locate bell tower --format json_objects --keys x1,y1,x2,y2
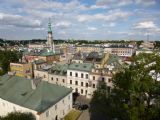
[{"x1": 47, "y1": 19, "x2": 54, "y2": 52}]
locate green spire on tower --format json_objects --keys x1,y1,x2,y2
[{"x1": 48, "y1": 18, "x2": 52, "y2": 33}]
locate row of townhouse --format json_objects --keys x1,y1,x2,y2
[
  {"x1": 76, "y1": 45, "x2": 103, "y2": 53},
  {"x1": 76, "y1": 45, "x2": 136, "y2": 57},
  {"x1": 9, "y1": 59, "x2": 47, "y2": 79},
  {"x1": 104, "y1": 46, "x2": 135, "y2": 57},
  {"x1": 34, "y1": 61, "x2": 118, "y2": 98}
]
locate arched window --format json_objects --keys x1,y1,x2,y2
[
  {"x1": 62, "y1": 79, "x2": 65, "y2": 83},
  {"x1": 85, "y1": 90, "x2": 87, "y2": 95},
  {"x1": 75, "y1": 81, "x2": 78, "y2": 85},
  {"x1": 81, "y1": 82, "x2": 83, "y2": 86},
  {"x1": 93, "y1": 84, "x2": 95, "y2": 88},
  {"x1": 86, "y1": 83, "x2": 88, "y2": 87},
  {"x1": 70, "y1": 72, "x2": 72, "y2": 76},
  {"x1": 102, "y1": 77, "x2": 105, "y2": 81},
  {"x1": 86, "y1": 74, "x2": 88, "y2": 79},
  {"x1": 81, "y1": 73, "x2": 83, "y2": 78},
  {"x1": 81, "y1": 89, "x2": 83, "y2": 94},
  {"x1": 75, "y1": 73, "x2": 78, "y2": 77},
  {"x1": 70, "y1": 80, "x2": 72, "y2": 84},
  {"x1": 75, "y1": 88, "x2": 78, "y2": 92}
]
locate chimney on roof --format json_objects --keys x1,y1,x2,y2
[
  {"x1": 31, "y1": 78, "x2": 42, "y2": 90},
  {"x1": 31, "y1": 79, "x2": 36, "y2": 90}
]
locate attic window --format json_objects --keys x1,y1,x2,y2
[
  {"x1": 83, "y1": 66, "x2": 86, "y2": 68},
  {"x1": 75, "y1": 65, "x2": 78, "y2": 67}
]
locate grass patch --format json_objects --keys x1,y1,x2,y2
[{"x1": 64, "y1": 109, "x2": 81, "y2": 120}]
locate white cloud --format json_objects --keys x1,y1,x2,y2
[
  {"x1": 109, "y1": 22, "x2": 116, "y2": 27},
  {"x1": 55, "y1": 21, "x2": 71, "y2": 29},
  {"x1": 135, "y1": 21, "x2": 157, "y2": 29},
  {"x1": 7, "y1": 0, "x2": 87, "y2": 12},
  {"x1": 90, "y1": 5, "x2": 108, "y2": 9},
  {"x1": 64, "y1": 0, "x2": 86, "y2": 10},
  {"x1": 0, "y1": 0, "x2": 159, "y2": 40},
  {"x1": 77, "y1": 15, "x2": 92, "y2": 22},
  {"x1": 94, "y1": 0, "x2": 133, "y2": 9},
  {"x1": 59, "y1": 31, "x2": 67, "y2": 35},
  {"x1": 135, "y1": 0, "x2": 156, "y2": 6},
  {"x1": 33, "y1": 27, "x2": 45, "y2": 31},
  {"x1": 87, "y1": 27, "x2": 97, "y2": 31},
  {"x1": 0, "y1": 12, "x2": 42, "y2": 28},
  {"x1": 133, "y1": 21, "x2": 160, "y2": 37},
  {"x1": 25, "y1": 27, "x2": 45, "y2": 31},
  {"x1": 26, "y1": 9, "x2": 55, "y2": 19},
  {"x1": 92, "y1": 0, "x2": 156, "y2": 9},
  {"x1": 95, "y1": 0, "x2": 156, "y2": 8},
  {"x1": 77, "y1": 9, "x2": 131, "y2": 22},
  {"x1": 102, "y1": 22, "x2": 116, "y2": 27}
]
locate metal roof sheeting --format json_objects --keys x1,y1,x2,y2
[{"x1": 0, "y1": 74, "x2": 72, "y2": 113}]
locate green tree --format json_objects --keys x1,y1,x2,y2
[
  {"x1": 0, "y1": 50, "x2": 21, "y2": 75},
  {"x1": 0, "y1": 112, "x2": 36, "y2": 120},
  {"x1": 90, "y1": 53, "x2": 160, "y2": 120}
]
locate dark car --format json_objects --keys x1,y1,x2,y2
[
  {"x1": 73, "y1": 101, "x2": 81, "y2": 109},
  {"x1": 78, "y1": 104, "x2": 89, "y2": 110}
]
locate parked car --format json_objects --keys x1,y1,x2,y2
[
  {"x1": 78, "y1": 104, "x2": 89, "y2": 110},
  {"x1": 73, "y1": 101, "x2": 81, "y2": 109}
]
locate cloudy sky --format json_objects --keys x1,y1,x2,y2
[{"x1": 0, "y1": 0, "x2": 160, "y2": 40}]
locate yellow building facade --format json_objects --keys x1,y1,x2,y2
[{"x1": 10, "y1": 62, "x2": 33, "y2": 78}]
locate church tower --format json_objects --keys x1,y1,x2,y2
[{"x1": 47, "y1": 19, "x2": 54, "y2": 52}]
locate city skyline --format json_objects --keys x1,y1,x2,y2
[{"x1": 0, "y1": 0, "x2": 160, "y2": 40}]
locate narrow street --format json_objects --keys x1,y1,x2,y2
[
  {"x1": 78, "y1": 110, "x2": 90, "y2": 120},
  {"x1": 76, "y1": 95, "x2": 91, "y2": 120}
]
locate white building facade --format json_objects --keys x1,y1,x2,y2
[
  {"x1": 0, "y1": 93, "x2": 72, "y2": 120},
  {"x1": 0, "y1": 74, "x2": 72, "y2": 120}
]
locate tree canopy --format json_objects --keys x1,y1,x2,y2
[
  {"x1": 0, "y1": 50, "x2": 22, "y2": 75},
  {"x1": 0, "y1": 112, "x2": 36, "y2": 120},
  {"x1": 90, "y1": 53, "x2": 160, "y2": 120}
]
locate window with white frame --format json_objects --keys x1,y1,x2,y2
[
  {"x1": 81, "y1": 82, "x2": 83, "y2": 86},
  {"x1": 93, "y1": 84, "x2": 96, "y2": 88},
  {"x1": 86, "y1": 74, "x2": 88, "y2": 79},
  {"x1": 70, "y1": 80, "x2": 72, "y2": 84},
  {"x1": 81, "y1": 73, "x2": 83, "y2": 78},
  {"x1": 75, "y1": 81, "x2": 78, "y2": 85},
  {"x1": 70, "y1": 72, "x2": 72, "y2": 76},
  {"x1": 75, "y1": 73, "x2": 78, "y2": 77},
  {"x1": 93, "y1": 76, "x2": 95, "y2": 80}
]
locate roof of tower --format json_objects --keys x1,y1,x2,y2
[{"x1": 48, "y1": 19, "x2": 52, "y2": 33}]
